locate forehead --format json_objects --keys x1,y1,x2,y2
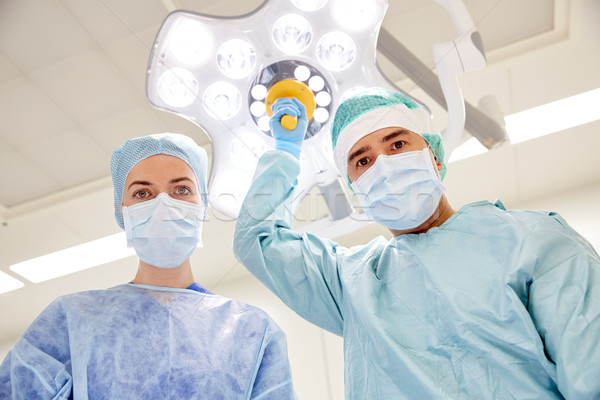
[
  {"x1": 125, "y1": 154, "x2": 196, "y2": 182},
  {"x1": 349, "y1": 127, "x2": 424, "y2": 153}
]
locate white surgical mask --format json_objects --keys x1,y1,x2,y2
[
  {"x1": 122, "y1": 192, "x2": 205, "y2": 268},
  {"x1": 350, "y1": 148, "x2": 446, "y2": 230}
]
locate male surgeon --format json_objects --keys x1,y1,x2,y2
[{"x1": 233, "y1": 88, "x2": 600, "y2": 399}]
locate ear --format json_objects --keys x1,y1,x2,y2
[
  {"x1": 435, "y1": 155, "x2": 443, "y2": 172},
  {"x1": 428, "y1": 148, "x2": 443, "y2": 172}
]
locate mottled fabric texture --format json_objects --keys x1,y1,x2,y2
[
  {"x1": 0, "y1": 284, "x2": 295, "y2": 399},
  {"x1": 234, "y1": 150, "x2": 600, "y2": 400}
]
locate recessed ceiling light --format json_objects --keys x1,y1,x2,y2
[{"x1": 10, "y1": 233, "x2": 135, "y2": 283}]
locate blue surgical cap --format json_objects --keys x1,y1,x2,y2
[
  {"x1": 110, "y1": 133, "x2": 208, "y2": 229},
  {"x1": 330, "y1": 87, "x2": 446, "y2": 180}
]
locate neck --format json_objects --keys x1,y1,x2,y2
[
  {"x1": 389, "y1": 195, "x2": 456, "y2": 236},
  {"x1": 132, "y1": 259, "x2": 195, "y2": 289}
]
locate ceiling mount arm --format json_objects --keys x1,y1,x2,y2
[{"x1": 377, "y1": 27, "x2": 508, "y2": 152}]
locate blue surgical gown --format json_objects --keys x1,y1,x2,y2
[
  {"x1": 233, "y1": 150, "x2": 600, "y2": 400},
  {"x1": 0, "y1": 283, "x2": 295, "y2": 399}
]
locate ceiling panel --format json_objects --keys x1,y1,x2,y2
[
  {"x1": 85, "y1": 105, "x2": 169, "y2": 153},
  {"x1": 381, "y1": 0, "x2": 556, "y2": 75},
  {"x1": 29, "y1": 50, "x2": 142, "y2": 126},
  {"x1": 465, "y1": 0, "x2": 555, "y2": 48},
  {"x1": 0, "y1": 54, "x2": 19, "y2": 83},
  {"x1": 0, "y1": 0, "x2": 94, "y2": 73},
  {"x1": 61, "y1": 0, "x2": 170, "y2": 44},
  {"x1": 0, "y1": 78, "x2": 75, "y2": 149},
  {"x1": 102, "y1": 26, "x2": 163, "y2": 97},
  {"x1": 52, "y1": 187, "x2": 120, "y2": 241},
  {"x1": 154, "y1": 111, "x2": 212, "y2": 146},
  {"x1": 19, "y1": 129, "x2": 109, "y2": 188},
  {"x1": 0, "y1": 137, "x2": 12, "y2": 155},
  {"x1": 0, "y1": 152, "x2": 61, "y2": 206}
]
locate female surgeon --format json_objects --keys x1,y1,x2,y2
[{"x1": 0, "y1": 133, "x2": 296, "y2": 399}]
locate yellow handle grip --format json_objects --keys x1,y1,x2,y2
[{"x1": 281, "y1": 114, "x2": 298, "y2": 130}]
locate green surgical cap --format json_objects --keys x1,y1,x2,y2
[
  {"x1": 421, "y1": 133, "x2": 447, "y2": 180},
  {"x1": 331, "y1": 89, "x2": 419, "y2": 150},
  {"x1": 330, "y1": 87, "x2": 447, "y2": 180}
]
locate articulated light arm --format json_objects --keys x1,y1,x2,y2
[{"x1": 432, "y1": 0, "x2": 487, "y2": 160}]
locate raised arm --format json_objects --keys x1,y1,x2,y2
[{"x1": 233, "y1": 97, "x2": 346, "y2": 335}]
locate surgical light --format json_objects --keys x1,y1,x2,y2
[
  {"x1": 217, "y1": 39, "x2": 256, "y2": 79},
  {"x1": 251, "y1": 84, "x2": 267, "y2": 100},
  {"x1": 316, "y1": 32, "x2": 356, "y2": 71},
  {"x1": 315, "y1": 91, "x2": 331, "y2": 107},
  {"x1": 314, "y1": 108, "x2": 329, "y2": 123},
  {"x1": 272, "y1": 14, "x2": 313, "y2": 55},
  {"x1": 203, "y1": 81, "x2": 242, "y2": 120},
  {"x1": 332, "y1": 0, "x2": 378, "y2": 31},
  {"x1": 157, "y1": 68, "x2": 198, "y2": 108},
  {"x1": 230, "y1": 132, "x2": 269, "y2": 170},
  {"x1": 250, "y1": 101, "x2": 266, "y2": 117},
  {"x1": 308, "y1": 75, "x2": 325, "y2": 92},
  {"x1": 168, "y1": 19, "x2": 213, "y2": 66},
  {"x1": 294, "y1": 65, "x2": 311, "y2": 81},
  {"x1": 291, "y1": 0, "x2": 328, "y2": 12},
  {"x1": 146, "y1": 0, "x2": 485, "y2": 228}
]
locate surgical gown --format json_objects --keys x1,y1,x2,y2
[
  {"x1": 0, "y1": 283, "x2": 295, "y2": 399},
  {"x1": 233, "y1": 150, "x2": 600, "y2": 400}
]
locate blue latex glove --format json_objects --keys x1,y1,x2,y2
[{"x1": 269, "y1": 97, "x2": 308, "y2": 159}]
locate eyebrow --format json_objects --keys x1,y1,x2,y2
[
  {"x1": 347, "y1": 129, "x2": 412, "y2": 166},
  {"x1": 347, "y1": 145, "x2": 371, "y2": 166},
  {"x1": 127, "y1": 176, "x2": 195, "y2": 190},
  {"x1": 381, "y1": 129, "x2": 411, "y2": 143},
  {"x1": 127, "y1": 180, "x2": 152, "y2": 190},
  {"x1": 169, "y1": 177, "x2": 195, "y2": 185}
]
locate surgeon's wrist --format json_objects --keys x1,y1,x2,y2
[{"x1": 274, "y1": 141, "x2": 302, "y2": 159}]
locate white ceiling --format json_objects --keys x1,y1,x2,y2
[{"x1": 1, "y1": 0, "x2": 599, "y2": 351}]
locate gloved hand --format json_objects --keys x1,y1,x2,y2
[{"x1": 269, "y1": 97, "x2": 308, "y2": 159}]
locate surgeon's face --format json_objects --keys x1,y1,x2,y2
[
  {"x1": 122, "y1": 155, "x2": 201, "y2": 207},
  {"x1": 346, "y1": 127, "x2": 442, "y2": 183}
]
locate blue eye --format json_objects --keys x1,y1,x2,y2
[
  {"x1": 175, "y1": 187, "x2": 191, "y2": 195},
  {"x1": 134, "y1": 190, "x2": 150, "y2": 199}
]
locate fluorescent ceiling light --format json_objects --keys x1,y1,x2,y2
[
  {"x1": 10, "y1": 233, "x2": 135, "y2": 283},
  {"x1": 448, "y1": 137, "x2": 488, "y2": 163},
  {"x1": 450, "y1": 88, "x2": 600, "y2": 161},
  {"x1": 505, "y1": 88, "x2": 600, "y2": 144},
  {"x1": 0, "y1": 271, "x2": 24, "y2": 294}
]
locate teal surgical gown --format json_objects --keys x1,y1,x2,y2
[
  {"x1": 0, "y1": 283, "x2": 295, "y2": 399},
  {"x1": 233, "y1": 150, "x2": 600, "y2": 400}
]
